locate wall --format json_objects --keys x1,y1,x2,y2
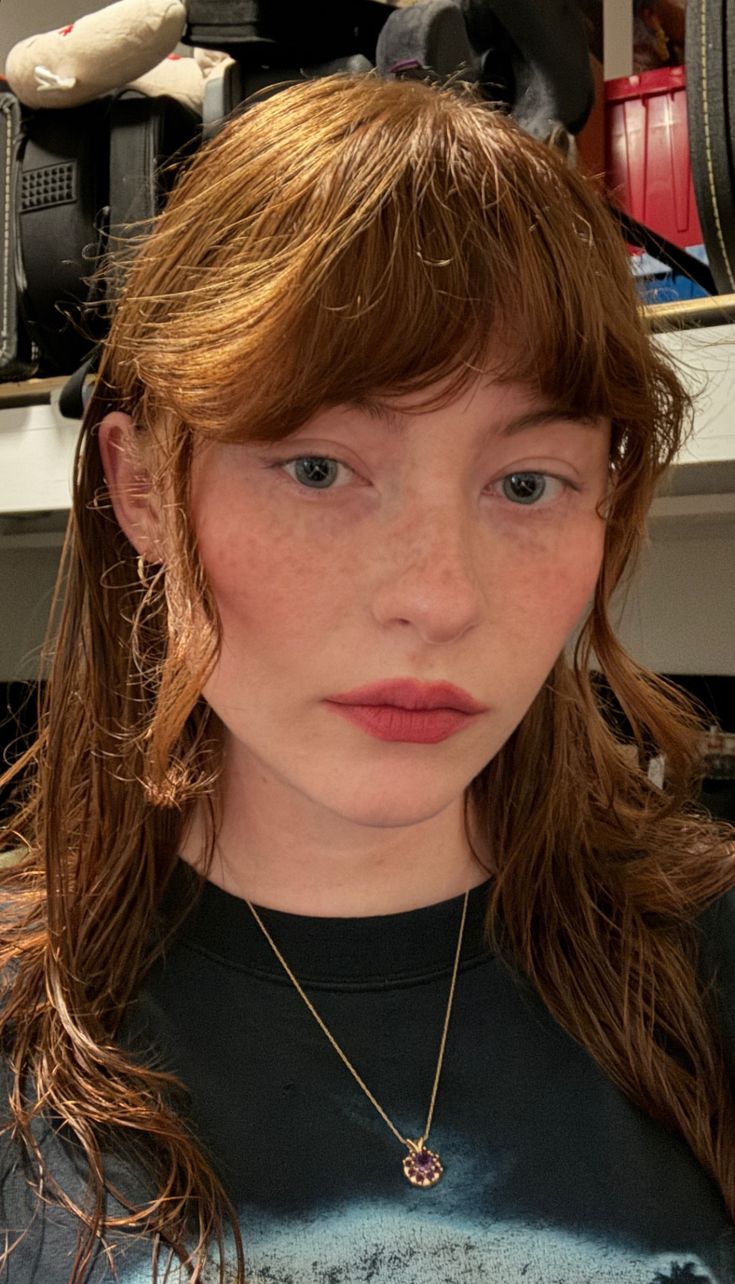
[
  {"x1": 0, "y1": 545, "x2": 60, "y2": 681},
  {"x1": 572, "y1": 525, "x2": 735, "y2": 677},
  {"x1": 1, "y1": 0, "x2": 112, "y2": 70}
]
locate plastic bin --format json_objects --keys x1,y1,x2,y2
[{"x1": 605, "y1": 65, "x2": 702, "y2": 250}]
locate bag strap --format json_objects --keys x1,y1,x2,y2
[
  {"x1": 0, "y1": 88, "x2": 37, "y2": 379},
  {"x1": 609, "y1": 204, "x2": 717, "y2": 296}
]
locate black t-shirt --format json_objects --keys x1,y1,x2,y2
[{"x1": 3, "y1": 862, "x2": 735, "y2": 1282}]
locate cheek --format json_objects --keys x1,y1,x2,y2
[
  {"x1": 190, "y1": 447, "x2": 365, "y2": 643},
  {"x1": 195, "y1": 502, "x2": 342, "y2": 648},
  {"x1": 202, "y1": 519, "x2": 602, "y2": 611},
  {"x1": 496, "y1": 522, "x2": 604, "y2": 650}
]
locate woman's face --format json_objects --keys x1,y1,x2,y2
[{"x1": 182, "y1": 370, "x2": 612, "y2": 841}]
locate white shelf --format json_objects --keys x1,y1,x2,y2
[
  {"x1": 654, "y1": 324, "x2": 735, "y2": 467},
  {"x1": 0, "y1": 396, "x2": 79, "y2": 518}
]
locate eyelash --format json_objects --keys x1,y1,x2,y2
[{"x1": 266, "y1": 455, "x2": 581, "y2": 510}]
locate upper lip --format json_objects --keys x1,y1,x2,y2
[{"x1": 327, "y1": 678, "x2": 488, "y2": 714}]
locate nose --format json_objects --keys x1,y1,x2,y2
[{"x1": 371, "y1": 504, "x2": 485, "y2": 643}]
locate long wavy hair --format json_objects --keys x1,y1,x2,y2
[{"x1": 1, "y1": 70, "x2": 734, "y2": 1284}]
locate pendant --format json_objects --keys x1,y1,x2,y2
[{"x1": 402, "y1": 1142, "x2": 443, "y2": 1188}]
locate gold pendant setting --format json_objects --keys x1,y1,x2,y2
[{"x1": 402, "y1": 1143, "x2": 443, "y2": 1188}]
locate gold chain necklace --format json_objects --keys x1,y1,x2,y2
[{"x1": 246, "y1": 888, "x2": 470, "y2": 1188}]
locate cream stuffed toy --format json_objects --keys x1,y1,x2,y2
[{"x1": 4, "y1": 0, "x2": 233, "y2": 114}]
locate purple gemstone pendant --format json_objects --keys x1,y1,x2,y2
[{"x1": 402, "y1": 1143, "x2": 443, "y2": 1188}]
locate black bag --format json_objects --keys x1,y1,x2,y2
[{"x1": 8, "y1": 88, "x2": 200, "y2": 377}]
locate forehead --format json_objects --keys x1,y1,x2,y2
[{"x1": 330, "y1": 392, "x2": 603, "y2": 441}]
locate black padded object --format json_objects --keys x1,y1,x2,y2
[
  {"x1": 686, "y1": 0, "x2": 735, "y2": 294},
  {"x1": 375, "y1": 0, "x2": 478, "y2": 87},
  {"x1": 106, "y1": 90, "x2": 201, "y2": 297},
  {"x1": 0, "y1": 88, "x2": 36, "y2": 380},
  {"x1": 375, "y1": 0, "x2": 591, "y2": 142},
  {"x1": 109, "y1": 91, "x2": 200, "y2": 231},
  {"x1": 458, "y1": 0, "x2": 594, "y2": 137}
]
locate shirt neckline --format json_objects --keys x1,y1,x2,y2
[{"x1": 160, "y1": 859, "x2": 495, "y2": 986}]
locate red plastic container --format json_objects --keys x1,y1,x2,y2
[{"x1": 604, "y1": 65, "x2": 702, "y2": 249}]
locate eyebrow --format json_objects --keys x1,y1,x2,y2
[{"x1": 347, "y1": 398, "x2": 600, "y2": 436}]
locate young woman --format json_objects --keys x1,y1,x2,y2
[{"x1": 1, "y1": 70, "x2": 735, "y2": 1284}]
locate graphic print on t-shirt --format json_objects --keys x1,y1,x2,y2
[{"x1": 115, "y1": 1205, "x2": 725, "y2": 1284}]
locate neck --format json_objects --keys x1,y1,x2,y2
[{"x1": 179, "y1": 797, "x2": 493, "y2": 918}]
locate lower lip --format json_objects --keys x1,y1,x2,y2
[{"x1": 325, "y1": 702, "x2": 480, "y2": 743}]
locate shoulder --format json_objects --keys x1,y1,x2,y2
[
  {"x1": 0, "y1": 1078, "x2": 158, "y2": 1283},
  {"x1": 694, "y1": 880, "x2": 735, "y2": 976},
  {"x1": 692, "y1": 878, "x2": 735, "y2": 1074}
]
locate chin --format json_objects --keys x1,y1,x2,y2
[{"x1": 305, "y1": 785, "x2": 469, "y2": 831}]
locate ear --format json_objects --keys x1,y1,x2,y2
[{"x1": 98, "y1": 411, "x2": 165, "y2": 563}]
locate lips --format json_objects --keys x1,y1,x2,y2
[
  {"x1": 327, "y1": 678, "x2": 487, "y2": 714},
  {"x1": 327, "y1": 703, "x2": 477, "y2": 744}
]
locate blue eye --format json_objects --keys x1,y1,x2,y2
[
  {"x1": 283, "y1": 457, "x2": 340, "y2": 490},
  {"x1": 271, "y1": 455, "x2": 577, "y2": 508},
  {"x1": 504, "y1": 473, "x2": 557, "y2": 505}
]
